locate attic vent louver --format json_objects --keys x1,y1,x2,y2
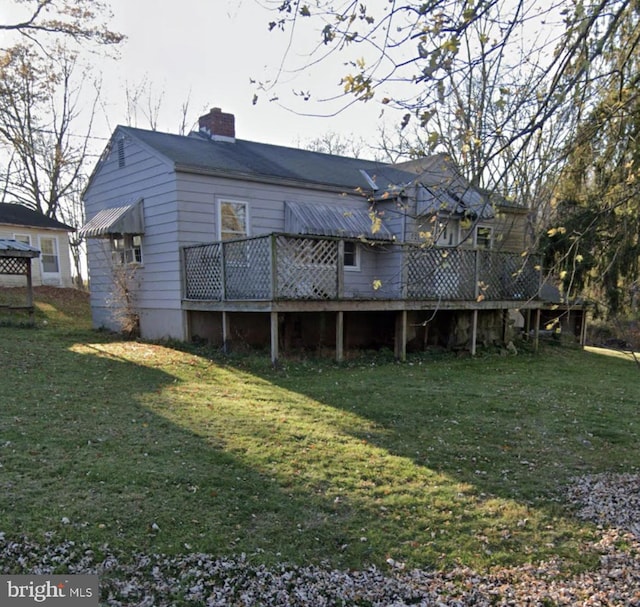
[{"x1": 117, "y1": 138, "x2": 125, "y2": 168}]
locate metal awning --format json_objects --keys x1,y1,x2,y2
[
  {"x1": 0, "y1": 239, "x2": 41, "y2": 259},
  {"x1": 79, "y1": 198, "x2": 144, "y2": 238},
  {"x1": 285, "y1": 201, "x2": 394, "y2": 241},
  {"x1": 417, "y1": 185, "x2": 494, "y2": 220}
]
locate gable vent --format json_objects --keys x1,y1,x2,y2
[{"x1": 117, "y1": 137, "x2": 126, "y2": 168}]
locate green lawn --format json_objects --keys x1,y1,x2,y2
[{"x1": 1, "y1": 287, "x2": 639, "y2": 574}]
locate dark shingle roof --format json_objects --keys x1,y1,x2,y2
[
  {"x1": 0, "y1": 204, "x2": 74, "y2": 231},
  {"x1": 120, "y1": 126, "x2": 416, "y2": 193}
]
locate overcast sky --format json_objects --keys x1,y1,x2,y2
[{"x1": 94, "y1": 0, "x2": 386, "y2": 149}]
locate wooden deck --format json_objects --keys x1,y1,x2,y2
[
  {"x1": 182, "y1": 233, "x2": 542, "y2": 308},
  {"x1": 181, "y1": 234, "x2": 544, "y2": 362}
]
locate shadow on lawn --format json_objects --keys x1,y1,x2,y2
[
  {"x1": 0, "y1": 330, "x2": 401, "y2": 568},
  {"x1": 4, "y1": 328, "x2": 637, "y2": 571},
  {"x1": 207, "y1": 345, "x2": 640, "y2": 569}
]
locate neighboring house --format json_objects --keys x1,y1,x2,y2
[
  {"x1": 0, "y1": 204, "x2": 74, "y2": 288},
  {"x1": 81, "y1": 107, "x2": 554, "y2": 361}
]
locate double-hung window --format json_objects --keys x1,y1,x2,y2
[{"x1": 39, "y1": 236, "x2": 60, "y2": 274}]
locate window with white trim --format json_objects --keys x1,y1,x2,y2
[
  {"x1": 13, "y1": 234, "x2": 31, "y2": 245},
  {"x1": 39, "y1": 236, "x2": 60, "y2": 274},
  {"x1": 435, "y1": 217, "x2": 459, "y2": 247},
  {"x1": 475, "y1": 226, "x2": 493, "y2": 249},
  {"x1": 218, "y1": 200, "x2": 248, "y2": 241},
  {"x1": 343, "y1": 241, "x2": 360, "y2": 270},
  {"x1": 111, "y1": 234, "x2": 143, "y2": 265}
]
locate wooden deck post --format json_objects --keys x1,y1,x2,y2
[
  {"x1": 270, "y1": 311, "x2": 279, "y2": 365},
  {"x1": 222, "y1": 311, "x2": 230, "y2": 354},
  {"x1": 336, "y1": 310, "x2": 344, "y2": 362},
  {"x1": 579, "y1": 308, "x2": 588, "y2": 347},
  {"x1": 26, "y1": 258, "x2": 34, "y2": 324},
  {"x1": 470, "y1": 250, "x2": 480, "y2": 356},
  {"x1": 395, "y1": 310, "x2": 407, "y2": 361},
  {"x1": 470, "y1": 309, "x2": 478, "y2": 356},
  {"x1": 533, "y1": 308, "x2": 541, "y2": 352}
]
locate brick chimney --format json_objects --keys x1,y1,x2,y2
[{"x1": 198, "y1": 107, "x2": 235, "y2": 141}]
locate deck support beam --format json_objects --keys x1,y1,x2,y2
[
  {"x1": 222, "y1": 311, "x2": 230, "y2": 354},
  {"x1": 336, "y1": 311, "x2": 344, "y2": 362},
  {"x1": 395, "y1": 310, "x2": 407, "y2": 362},
  {"x1": 26, "y1": 259, "x2": 35, "y2": 324},
  {"x1": 471, "y1": 309, "x2": 478, "y2": 356},
  {"x1": 580, "y1": 309, "x2": 588, "y2": 347},
  {"x1": 270, "y1": 311, "x2": 279, "y2": 365},
  {"x1": 533, "y1": 308, "x2": 541, "y2": 352}
]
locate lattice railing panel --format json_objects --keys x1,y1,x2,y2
[
  {"x1": 275, "y1": 236, "x2": 338, "y2": 299},
  {"x1": 0, "y1": 257, "x2": 29, "y2": 275},
  {"x1": 183, "y1": 243, "x2": 222, "y2": 300},
  {"x1": 224, "y1": 237, "x2": 272, "y2": 300},
  {"x1": 405, "y1": 247, "x2": 476, "y2": 300},
  {"x1": 488, "y1": 252, "x2": 540, "y2": 301},
  {"x1": 183, "y1": 234, "x2": 542, "y2": 303}
]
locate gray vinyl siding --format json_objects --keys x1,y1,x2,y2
[
  {"x1": 175, "y1": 172, "x2": 406, "y2": 300},
  {"x1": 175, "y1": 172, "x2": 385, "y2": 241},
  {"x1": 83, "y1": 130, "x2": 182, "y2": 335}
]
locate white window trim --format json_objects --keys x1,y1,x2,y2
[
  {"x1": 343, "y1": 241, "x2": 361, "y2": 271},
  {"x1": 217, "y1": 198, "x2": 249, "y2": 241},
  {"x1": 13, "y1": 233, "x2": 31, "y2": 245},
  {"x1": 111, "y1": 234, "x2": 143, "y2": 266},
  {"x1": 39, "y1": 235, "x2": 60, "y2": 278},
  {"x1": 435, "y1": 215, "x2": 460, "y2": 247},
  {"x1": 474, "y1": 224, "x2": 493, "y2": 249}
]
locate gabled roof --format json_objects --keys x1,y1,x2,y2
[
  {"x1": 0, "y1": 204, "x2": 74, "y2": 231},
  {"x1": 118, "y1": 126, "x2": 416, "y2": 194}
]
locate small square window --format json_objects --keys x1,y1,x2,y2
[{"x1": 111, "y1": 234, "x2": 142, "y2": 265}]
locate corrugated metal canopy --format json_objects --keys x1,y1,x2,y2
[
  {"x1": 417, "y1": 185, "x2": 494, "y2": 220},
  {"x1": 0, "y1": 238, "x2": 40, "y2": 258},
  {"x1": 285, "y1": 202, "x2": 394, "y2": 241},
  {"x1": 79, "y1": 199, "x2": 144, "y2": 238}
]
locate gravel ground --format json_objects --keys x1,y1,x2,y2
[{"x1": 2, "y1": 473, "x2": 640, "y2": 606}]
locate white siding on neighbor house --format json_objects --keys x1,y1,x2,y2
[
  {"x1": 0, "y1": 226, "x2": 73, "y2": 288},
  {"x1": 83, "y1": 130, "x2": 183, "y2": 336}
]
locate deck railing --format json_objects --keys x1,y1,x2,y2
[{"x1": 183, "y1": 234, "x2": 540, "y2": 302}]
